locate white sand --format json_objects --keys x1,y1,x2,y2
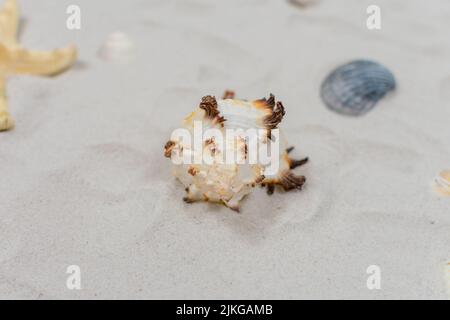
[{"x1": 0, "y1": 0, "x2": 449, "y2": 299}]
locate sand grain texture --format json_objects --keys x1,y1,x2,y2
[{"x1": 0, "y1": 0, "x2": 449, "y2": 299}]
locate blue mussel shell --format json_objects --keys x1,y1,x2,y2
[{"x1": 321, "y1": 60, "x2": 396, "y2": 116}]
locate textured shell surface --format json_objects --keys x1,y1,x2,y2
[
  {"x1": 164, "y1": 93, "x2": 308, "y2": 212},
  {"x1": 434, "y1": 170, "x2": 450, "y2": 197},
  {"x1": 321, "y1": 60, "x2": 396, "y2": 116},
  {"x1": 445, "y1": 261, "x2": 450, "y2": 297},
  {"x1": 98, "y1": 32, "x2": 136, "y2": 62}
]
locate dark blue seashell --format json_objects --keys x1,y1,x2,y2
[{"x1": 320, "y1": 60, "x2": 396, "y2": 116}]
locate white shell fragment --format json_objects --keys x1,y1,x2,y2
[
  {"x1": 98, "y1": 32, "x2": 136, "y2": 62},
  {"x1": 445, "y1": 261, "x2": 450, "y2": 298},
  {"x1": 434, "y1": 170, "x2": 450, "y2": 197},
  {"x1": 164, "y1": 92, "x2": 308, "y2": 212}
]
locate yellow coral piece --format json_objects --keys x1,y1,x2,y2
[{"x1": 0, "y1": 0, "x2": 77, "y2": 131}]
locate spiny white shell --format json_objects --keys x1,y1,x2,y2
[{"x1": 165, "y1": 95, "x2": 307, "y2": 211}]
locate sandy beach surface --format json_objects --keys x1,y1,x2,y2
[{"x1": 0, "y1": 0, "x2": 449, "y2": 299}]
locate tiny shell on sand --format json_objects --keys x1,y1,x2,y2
[
  {"x1": 445, "y1": 262, "x2": 450, "y2": 297},
  {"x1": 434, "y1": 170, "x2": 450, "y2": 197},
  {"x1": 98, "y1": 32, "x2": 136, "y2": 62}
]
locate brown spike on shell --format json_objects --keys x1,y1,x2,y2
[
  {"x1": 264, "y1": 101, "x2": 285, "y2": 129},
  {"x1": 164, "y1": 140, "x2": 176, "y2": 158},
  {"x1": 266, "y1": 93, "x2": 276, "y2": 109},
  {"x1": 279, "y1": 171, "x2": 306, "y2": 191},
  {"x1": 199, "y1": 95, "x2": 226, "y2": 124},
  {"x1": 222, "y1": 90, "x2": 235, "y2": 100},
  {"x1": 289, "y1": 157, "x2": 309, "y2": 170},
  {"x1": 199, "y1": 95, "x2": 218, "y2": 116},
  {"x1": 286, "y1": 146, "x2": 295, "y2": 154},
  {"x1": 254, "y1": 93, "x2": 276, "y2": 110}
]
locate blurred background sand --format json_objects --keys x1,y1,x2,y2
[{"x1": 0, "y1": 0, "x2": 449, "y2": 299}]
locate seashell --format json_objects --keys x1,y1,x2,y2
[
  {"x1": 164, "y1": 92, "x2": 309, "y2": 212},
  {"x1": 445, "y1": 261, "x2": 450, "y2": 297},
  {"x1": 320, "y1": 60, "x2": 396, "y2": 116},
  {"x1": 98, "y1": 32, "x2": 136, "y2": 62},
  {"x1": 434, "y1": 170, "x2": 450, "y2": 197},
  {"x1": 288, "y1": 0, "x2": 319, "y2": 8}
]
